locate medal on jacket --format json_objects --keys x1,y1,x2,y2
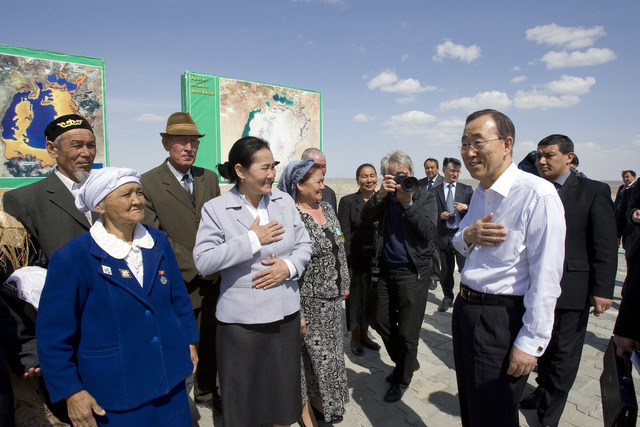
[
  {"x1": 102, "y1": 265, "x2": 112, "y2": 275},
  {"x1": 159, "y1": 270, "x2": 168, "y2": 284},
  {"x1": 335, "y1": 227, "x2": 345, "y2": 243},
  {"x1": 119, "y1": 269, "x2": 132, "y2": 279}
]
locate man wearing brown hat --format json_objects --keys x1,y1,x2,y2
[
  {"x1": 140, "y1": 112, "x2": 222, "y2": 410},
  {"x1": 4, "y1": 114, "x2": 97, "y2": 267}
]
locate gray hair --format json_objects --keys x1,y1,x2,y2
[
  {"x1": 301, "y1": 147, "x2": 325, "y2": 161},
  {"x1": 52, "y1": 133, "x2": 64, "y2": 148},
  {"x1": 380, "y1": 150, "x2": 413, "y2": 176}
]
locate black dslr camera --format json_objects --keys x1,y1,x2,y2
[{"x1": 393, "y1": 172, "x2": 419, "y2": 194}]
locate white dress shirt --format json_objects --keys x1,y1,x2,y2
[
  {"x1": 90, "y1": 219, "x2": 154, "y2": 286},
  {"x1": 453, "y1": 163, "x2": 566, "y2": 356},
  {"x1": 166, "y1": 160, "x2": 193, "y2": 193}
]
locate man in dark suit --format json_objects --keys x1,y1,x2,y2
[
  {"x1": 519, "y1": 134, "x2": 617, "y2": 426},
  {"x1": 614, "y1": 170, "x2": 635, "y2": 213},
  {"x1": 418, "y1": 158, "x2": 443, "y2": 190},
  {"x1": 431, "y1": 157, "x2": 473, "y2": 312},
  {"x1": 301, "y1": 147, "x2": 337, "y2": 212},
  {"x1": 614, "y1": 183, "x2": 640, "y2": 357},
  {"x1": 3, "y1": 114, "x2": 97, "y2": 267},
  {"x1": 141, "y1": 112, "x2": 221, "y2": 410},
  {"x1": 418, "y1": 158, "x2": 444, "y2": 290}
]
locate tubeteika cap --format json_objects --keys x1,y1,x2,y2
[
  {"x1": 160, "y1": 112, "x2": 205, "y2": 138},
  {"x1": 44, "y1": 114, "x2": 94, "y2": 142}
]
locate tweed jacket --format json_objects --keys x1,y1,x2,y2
[
  {"x1": 36, "y1": 226, "x2": 199, "y2": 411},
  {"x1": 141, "y1": 161, "x2": 221, "y2": 307},
  {"x1": 193, "y1": 187, "x2": 312, "y2": 324},
  {"x1": 3, "y1": 172, "x2": 92, "y2": 266}
]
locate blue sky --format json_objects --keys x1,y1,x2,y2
[{"x1": 3, "y1": 0, "x2": 639, "y2": 181}]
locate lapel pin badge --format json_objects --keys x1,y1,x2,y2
[
  {"x1": 119, "y1": 269, "x2": 132, "y2": 279},
  {"x1": 159, "y1": 270, "x2": 168, "y2": 284},
  {"x1": 102, "y1": 265, "x2": 112, "y2": 275}
]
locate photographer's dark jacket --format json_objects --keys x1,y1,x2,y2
[{"x1": 361, "y1": 186, "x2": 438, "y2": 278}]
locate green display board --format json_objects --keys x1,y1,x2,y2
[
  {"x1": 181, "y1": 72, "x2": 322, "y2": 181},
  {"x1": 0, "y1": 44, "x2": 108, "y2": 189}
]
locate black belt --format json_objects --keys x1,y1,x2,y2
[
  {"x1": 460, "y1": 285, "x2": 524, "y2": 308},
  {"x1": 446, "y1": 228, "x2": 459, "y2": 235}
]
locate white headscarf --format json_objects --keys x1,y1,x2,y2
[{"x1": 75, "y1": 167, "x2": 141, "y2": 213}]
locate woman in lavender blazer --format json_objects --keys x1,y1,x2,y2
[{"x1": 193, "y1": 137, "x2": 312, "y2": 427}]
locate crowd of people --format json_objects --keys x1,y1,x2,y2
[{"x1": 0, "y1": 108, "x2": 637, "y2": 427}]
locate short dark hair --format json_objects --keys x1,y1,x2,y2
[
  {"x1": 537, "y1": 134, "x2": 574, "y2": 155},
  {"x1": 465, "y1": 109, "x2": 515, "y2": 143},
  {"x1": 443, "y1": 157, "x2": 461, "y2": 169},
  {"x1": 571, "y1": 154, "x2": 579, "y2": 167},
  {"x1": 217, "y1": 136, "x2": 271, "y2": 184},
  {"x1": 423, "y1": 158, "x2": 439, "y2": 168},
  {"x1": 356, "y1": 163, "x2": 376, "y2": 178},
  {"x1": 622, "y1": 170, "x2": 637, "y2": 178}
]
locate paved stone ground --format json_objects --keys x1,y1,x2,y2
[{"x1": 191, "y1": 250, "x2": 639, "y2": 426}]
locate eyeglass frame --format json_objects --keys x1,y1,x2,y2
[{"x1": 459, "y1": 138, "x2": 503, "y2": 152}]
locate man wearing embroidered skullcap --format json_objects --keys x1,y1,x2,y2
[
  {"x1": 4, "y1": 114, "x2": 97, "y2": 267},
  {"x1": 140, "y1": 112, "x2": 222, "y2": 411}
]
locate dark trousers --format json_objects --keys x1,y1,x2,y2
[
  {"x1": 193, "y1": 281, "x2": 221, "y2": 402},
  {"x1": 375, "y1": 265, "x2": 428, "y2": 386},
  {"x1": 430, "y1": 250, "x2": 441, "y2": 281},
  {"x1": 452, "y1": 295, "x2": 529, "y2": 427},
  {"x1": 0, "y1": 348, "x2": 14, "y2": 427},
  {"x1": 535, "y1": 307, "x2": 589, "y2": 426},
  {"x1": 439, "y1": 232, "x2": 466, "y2": 300}
]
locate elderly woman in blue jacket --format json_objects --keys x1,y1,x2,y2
[
  {"x1": 194, "y1": 137, "x2": 312, "y2": 427},
  {"x1": 36, "y1": 167, "x2": 199, "y2": 427}
]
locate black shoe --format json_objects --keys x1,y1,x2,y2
[
  {"x1": 519, "y1": 392, "x2": 541, "y2": 410},
  {"x1": 384, "y1": 383, "x2": 407, "y2": 402},
  {"x1": 196, "y1": 396, "x2": 222, "y2": 412},
  {"x1": 330, "y1": 415, "x2": 343, "y2": 423},
  {"x1": 351, "y1": 346, "x2": 364, "y2": 355},
  {"x1": 429, "y1": 279, "x2": 438, "y2": 290},
  {"x1": 362, "y1": 340, "x2": 381, "y2": 351},
  {"x1": 385, "y1": 372, "x2": 395, "y2": 383},
  {"x1": 437, "y1": 298, "x2": 453, "y2": 312}
]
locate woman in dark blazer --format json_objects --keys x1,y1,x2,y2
[
  {"x1": 37, "y1": 167, "x2": 199, "y2": 427},
  {"x1": 337, "y1": 163, "x2": 381, "y2": 354}
]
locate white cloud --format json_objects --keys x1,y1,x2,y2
[
  {"x1": 433, "y1": 40, "x2": 481, "y2": 63},
  {"x1": 512, "y1": 66, "x2": 521, "y2": 72},
  {"x1": 134, "y1": 113, "x2": 167, "y2": 122},
  {"x1": 546, "y1": 75, "x2": 595, "y2": 95},
  {"x1": 401, "y1": 53, "x2": 409, "y2": 62},
  {"x1": 352, "y1": 113, "x2": 375, "y2": 122},
  {"x1": 513, "y1": 90, "x2": 580, "y2": 110},
  {"x1": 526, "y1": 23, "x2": 606, "y2": 50},
  {"x1": 511, "y1": 75, "x2": 528, "y2": 83},
  {"x1": 367, "y1": 70, "x2": 436, "y2": 98},
  {"x1": 382, "y1": 112, "x2": 464, "y2": 141},
  {"x1": 439, "y1": 91, "x2": 512, "y2": 112},
  {"x1": 539, "y1": 48, "x2": 616, "y2": 69}
]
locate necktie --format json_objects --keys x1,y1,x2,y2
[
  {"x1": 554, "y1": 182, "x2": 562, "y2": 191},
  {"x1": 427, "y1": 180, "x2": 433, "y2": 190},
  {"x1": 446, "y1": 183, "x2": 455, "y2": 226},
  {"x1": 182, "y1": 174, "x2": 195, "y2": 204}
]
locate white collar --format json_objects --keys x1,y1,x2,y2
[
  {"x1": 90, "y1": 219, "x2": 154, "y2": 259},
  {"x1": 166, "y1": 160, "x2": 192, "y2": 183},
  {"x1": 54, "y1": 169, "x2": 82, "y2": 191},
  {"x1": 483, "y1": 162, "x2": 518, "y2": 198}
]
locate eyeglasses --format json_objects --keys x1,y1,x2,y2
[{"x1": 459, "y1": 138, "x2": 503, "y2": 152}]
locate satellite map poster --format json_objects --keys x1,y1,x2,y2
[
  {"x1": 0, "y1": 44, "x2": 107, "y2": 189},
  {"x1": 181, "y1": 72, "x2": 322, "y2": 182}
]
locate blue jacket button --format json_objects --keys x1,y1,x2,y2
[
  {"x1": 152, "y1": 336, "x2": 159, "y2": 343},
  {"x1": 145, "y1": 310, "x2": 151, "y2": 316}
]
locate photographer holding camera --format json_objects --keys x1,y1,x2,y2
[{"x1": 361, "y1": 150, "x2": 438, "y2": 402}]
